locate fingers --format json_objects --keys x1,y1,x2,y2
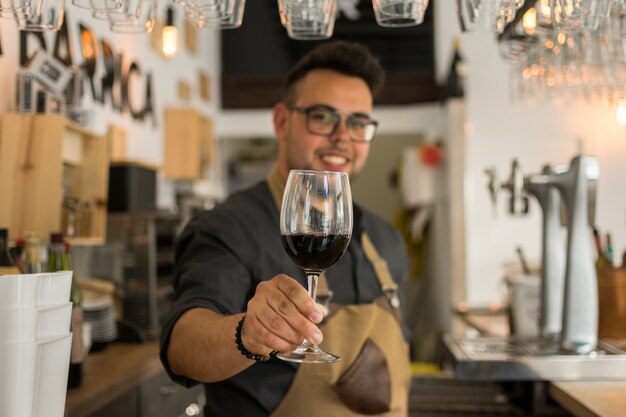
[
  {"x1": 242, "y1": 312, "x2": 299, "y2": 354},
  {"x1": 245, "y1": 275, "x2": 324, "y2": 353},
  {"x1": 274, "y1": 275, "x2": 324, "y2": 323}
]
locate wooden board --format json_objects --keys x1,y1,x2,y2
[
  {"x1": 0, "y1": 114, "x2": 109, "y2": 243},
  {"x1": 163, "y1": 108, "x2": 202, "y2": 180}
]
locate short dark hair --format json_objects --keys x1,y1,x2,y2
[{"x1": 282, "y1": 41, "x2": 385, "y2": 105}]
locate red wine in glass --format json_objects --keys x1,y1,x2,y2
[{"x1": 281, "y1": 233, "x2": 350, "y2": 273}]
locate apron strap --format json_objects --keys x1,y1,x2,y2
[
  {"x1": 361, "y1": 233, "x2": 398, "y2": 292},
  {"x1": 360, "y1": 233, "x2": 401, "y2": 310}
]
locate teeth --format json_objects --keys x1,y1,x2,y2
[{"x1": 321, "y1": 155, "x2": 347, "y2": 165}]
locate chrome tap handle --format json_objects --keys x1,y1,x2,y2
[
  {"x1": 551, "y1": 155, "x2": 599, "y2": 354},
  {"x1": 484, "y1": 167, "x2": 499, "y2": 217},
  {"x1": 507, "y1": 159, "x2": 529, "y2": 216}
]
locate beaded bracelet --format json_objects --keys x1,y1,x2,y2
[{"x1": 235, "y1": 315, "x2": 273, "y2": 362}]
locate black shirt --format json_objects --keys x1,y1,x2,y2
[{"x1": 160, "y1": 180, "x2": 408, "y2": 417}]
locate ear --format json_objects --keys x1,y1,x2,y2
[{"x1": 273, "y1": 103, "x2": 289, "y2": 143}]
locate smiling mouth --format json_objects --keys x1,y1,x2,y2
[{"x1": 320, "y1": 154, "x2": 349, "y2": 165}]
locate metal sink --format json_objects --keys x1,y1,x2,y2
[{"x1": 442, "y1": 335, "x2": 626, "y2": 381}]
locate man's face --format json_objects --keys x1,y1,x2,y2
[{"x1": 273, "y1": 69, "x2": 374, "y2": 180}]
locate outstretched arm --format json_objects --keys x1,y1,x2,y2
[{"x1": 167, "y1": 274, "x2": 324, "y2": 383}]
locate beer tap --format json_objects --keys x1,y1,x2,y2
[
  {"x1": 486, "y1": 155, "x2": 599, "y2": 353},
  {"x1": 485, "y1": 159, "x2": 529, "y2": 218},
  {"x1": 486, "y1": 159, "x2": 566, "y2": 340}
]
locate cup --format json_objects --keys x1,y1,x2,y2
[
  {"x1": 72, "y1": 0, "x2": 121, "y2": 11},
  {"x1": 282, "y1": 0, "x2": 337, "y2": 40},
  {"x1": 0, "y1": 273, "x2": 38, "y2": 308},
  {"x1": 0, "y1": 334, "x2": 72, "y2": 417},
  {"x1": 0, "y1": 340, "x2": 38, "y2": 417},
  {"x1": 457, "y1": 0, "x2": 521, "y2": 33},
  {"x1": 506, "y1": 274, "x2": 540, "y2": 338},
  {"x1": 37, "y1": 302, "x2": 72, "y2": 339},
  {"x1": 14, "y1": 0, "x2": 65, "y2": 31},
  {"x1": 174, "y1": 0, "x2": 219, "y2": 6},
  {"x1": 37, "y1": 271, "x2": 73, "y2": 307},
  {"x1": 372, "y1": 0, "x2": 429, "y2": 27},
  {"x1": 109, "y1": 0, "x2": 157, "y2": 33},
  {"x1": 0, "y1": 0, "x2": 30, "y2": 19},
  {"x1": 0, "y1": 303, "x2": 71, "y2": 344},
  {"x1": 550, "y1": 0, "x2": 612, "y2": 31},
  {"x1": 186, "y1": 0, "x2": 245, "y2": 29},
  {"x1": 597, "y1": 266, "x2": 626, "y2": 339},
  {"x1": 32, "y1": 334, "x2": 73, "y2": 417},
  {"x1": 0, "y1": 307, "x2": 37, "y2": 343}
]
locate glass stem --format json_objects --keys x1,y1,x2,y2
[
  {"x1": 305, "y1": 273, "x2": 320, "y2": 349},
  {"x1": 307, "y1": 273, "x2": 319, "y2": 302}
]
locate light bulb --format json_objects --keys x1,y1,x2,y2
[
  {"x1": 617, "y1": 100, "x2": 626, "y2": 126},
  {"x1": 522, "y1": 7, "x2": 537, "y2": 35},
  {"x1": 162, "y1": 7, "x2": 177, "y2": 58},
  {"x1": 540, "y1": 0, "x2": 551, "y2": 18},
  {"x1": 162, "y1": 26, "x2": 178, "y2": 57}
]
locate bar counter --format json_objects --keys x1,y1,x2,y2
[
  {"x1": 550, "y1": 381, "x2": 626, "y2": 417},
  {"x1": 64, "y1": 341, "x2": 162, "y2": 417},
  {"x1": 458, "y1": 311, "x2": 626, "y2": 417}
]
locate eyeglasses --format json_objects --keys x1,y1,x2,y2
[{"x1": 286, "y1": 104, "x2": 378, "y2": 143}]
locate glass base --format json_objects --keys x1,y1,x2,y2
[{"x1": 277, "y1": 344, "x2": 341, "y2": 364}]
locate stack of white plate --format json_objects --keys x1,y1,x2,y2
[
  {"x1": 83, "y1": 297, "x2": 118, "y2": 344},
  {"x1": 0, "y1": 271, "x2": 73, "y2": 417}
]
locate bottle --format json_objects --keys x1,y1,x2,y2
[
  {"x1": 441, "y1": 37, "x2": 467, "y2": 102},
  {"x1": 25, "y1": 232, "x2": 42, "y2": 273},
  {"x1": 9, "y1": 237, "x2": 26, "y2": 274},
  {"x1": 0, "y1": 228, "x2": 20, "y2": 275},
  {"x1": 58, "y1": 237, "x2": 85, "y2": 389},
  {"x1": 605, "y1": 232, "x2": 615, "y2": 267},
  {"x1": 48, "y1": 232, "x2": 66, "y2": 272}
]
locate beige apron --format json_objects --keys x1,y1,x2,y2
[{"x1": 267, "y1": 166, "x2": 411, "y2": 417}]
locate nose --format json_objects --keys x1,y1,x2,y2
[{"x1": 329, "y1": 118, "x2": 350, "y2": 145}]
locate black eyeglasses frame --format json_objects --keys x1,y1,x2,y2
[{"x1": 286, "y1": 104, "x2": 378, "y2": 143}]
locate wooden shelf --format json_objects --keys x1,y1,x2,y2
[{"x1": 0, "y1": 113, "x2": 110, "y2": 244}]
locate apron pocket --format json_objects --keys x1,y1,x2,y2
[{"x1": 334, "y1": 338, "x2": 391, "y2": 415}]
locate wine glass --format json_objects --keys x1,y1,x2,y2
[{"x1": 278, "y1": 169, "x2": 353, "y2": 363}]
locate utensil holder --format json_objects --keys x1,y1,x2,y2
[{"x1": 597, "y1": 266, "x2": 626, "y2": 339}]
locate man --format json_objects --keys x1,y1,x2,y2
[{"x1": 161, "y1": 41, "x2": 411, "y2": 416}]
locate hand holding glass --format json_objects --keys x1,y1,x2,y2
[{"x1": 278, "y1": 170, "x2": 352, "y2": 363}]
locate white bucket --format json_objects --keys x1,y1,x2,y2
[
  {"x1": 0, "y1": 333, "x2": 72, "y2": 417},
  {"x1": 506, "y1": 274, "x2": 540, "y2": 338},
  {"x1": 0, "y1": 272, "x2": 72, "y2": 309},
  {"x1": 0, "y1": 303, "x2": 72, "y2": 343}
]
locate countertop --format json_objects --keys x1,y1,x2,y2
[
  {"x1": 64, "y1": 341, "x2": 162, "y2": 417},
  {"x1": 549, "y1": 381, "x2": 626, "y2": 417},
  {"x1": 457, "y1": 310, "x2": 626, "y2": 417}
]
